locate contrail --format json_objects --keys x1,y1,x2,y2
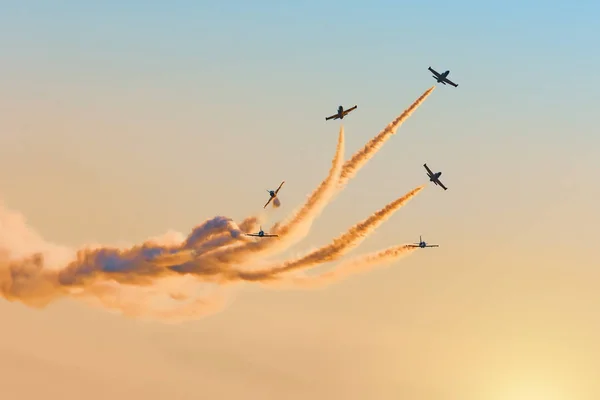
[
  {"x1": 238, "y1": 216, "x2": 262, "y2": 234},
  {"x1": 271, "y1": 124, "x2": 346, "y2": 236},
  {"x1": 211, "y1": 87, "x2": 435, "y2": 266},
  {"x1": 267, "y1": 87, "x2": 435, "y2": 238},
  {"x1": 151, "y1": 217, "x2": 255, "y2": 267},
  {"x1": 338, "y1": 86, "x2": 435, "y2": 188},
  {"x1": 268, "y1": 244, "x2": 417, "y2": 289},
  {"x1": 0, "y1": 86, "x2": 436, "y2": 322},
  {"x1": 0, "y1": 127, "x2": 344, "y2": 306},
  {"x1": 0, "y1": 207, "x2": 248, "y2": 303},
  {"x1": 255, "y1": 86, "x2": 435, "y2": 263},
  {"x1": 182, "y1": 216, "x2": 252, "y2": 249},
  {"x1": 195, "y1": 125, "x2": 345, "y2": 265},
  {"x1": 227, "y1": 186, "x2": 424, "y2": 282}
]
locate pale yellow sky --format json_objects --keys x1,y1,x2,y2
[
  {"x1": 1, "y1": 2, "x2": 600, "y2": 399},
  {"x1": 2, "y1": 86, "x2": 598, "y2": 398}
]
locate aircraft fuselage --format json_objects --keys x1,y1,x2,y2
[
  {"x1": 338, "y1": 106, "x2": 344, "y2": 119},
  {"x1": 429, "y1": 171, "x2": 442, "y2": 182},
  {"x1": 439, "y1": 71, "x2": 449, "y2": 81},
  {"x1": 269, "y1": 191, "x2": 276, "y2": 197},
  {"x1": 433, "y1": 70, "x2": 450, "y2": 84}
]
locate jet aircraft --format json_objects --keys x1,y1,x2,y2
[
  {"x1": 264, "y1": 181, "x2": 285, "y2": 208},
  {"x1": 325, "y1": 105, "x2": 357, "y2": 121},
  {"x1": 245, "y1": 226, "x2": 278, "y2": 238},
  {"x1": 424, "y1": 163, "x2": 447, "y2": 191},
  {"x1": 428, "y1": 66, "x2": 459, "y2": 87},
  {"x1": 409, "y1": 235, "x2": 439, "y2": 248}
]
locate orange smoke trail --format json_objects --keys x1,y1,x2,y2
[
  {"x1": 0, "y1": 207, "x2": 255, "y2": 307},
  {"x1": 151, "y1": 217, "x2": 258, "y2": 267},
  {"x1": 225, "y1": 186, "x2": 424, "y2": 282},
  {"x1": 269, "y1": 244, "x2": 417, "y2": 289},
  {"x1": 195, "y1": 88, "x2": 435, "y2": 268},
  {"x1": 0, "y1": 87, "x2": 436, "y2": 322},
  {"x1": 338, "y1": 86, "x2": 435, "y2": 188},
  {"x1": 196, "y1": 125, "x2": 345, "y2": 265}
]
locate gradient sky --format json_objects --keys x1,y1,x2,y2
[{"x1": 1, "y1": 1, "x2": 599, "y2": 399}]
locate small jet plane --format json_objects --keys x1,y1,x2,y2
[
  {"x1": 245, "y1": 226, "x2": 278, "y2": 238},
  {"x1": 409, "y1": 235, "x2": 439, "y2": 248},
  {"x1": 428, "y1": 66, "x2": 459, "y2": 87},
  {"x1": 424, "y1": 163, "x2": 447, "y2": 191},
  {"x1": 325, "y1": 105, "x2": 357, "y2": 121},
  {"x1": 264, "y1": 181, "x2": 285, "y2": 208}
]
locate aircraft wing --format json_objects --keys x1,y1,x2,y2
[
  {"x1": 274, "y1": 181, "x2": 285, "y2": 195},
  {"x1": 442, "y1": 77, "x2": 458, "y2": 87},
  {"x1": 428, "y1": 67, "x2": 440, "y2": 77},
  {"x1": 427, "y1": 244, "x2": 440, "y2": 247},
  {"x1": 263, "y1": 197, "x2": 274, "y2": 208},
  {"x1": 423, "y1": 163, "x2": 434, "y2": 175},
  {"x1": 437, "y1": 180, "x2": 448, "y2": 190},
  {"x1": 343, "y1": 105, "x2": 357, "y2": 115},
  {"x1": 261, "y1": 234, "x2": 279, "y2": 237},
  {"x1": 325, "y1": 114, "x2": 340, "y2": 121},
  {"x1": 246, "y1": 233, "x2": 260, "y2": 237}
]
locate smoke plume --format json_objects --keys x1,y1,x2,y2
[
  {"x1": 0, "y1": 86, "x2": 436, "y2": 322},
  {"x1": 227, "y1": 186, "x2": 424, "y2": 282},
  {"x1": 193, "y1": 124, "x2": 346, "y2": 266},
  {"x1": 268, "y1": 244, "x2": 418, "y2": 289},
  {"x1": 338, "y1": 86, "x2": 435, "y2": 188}
]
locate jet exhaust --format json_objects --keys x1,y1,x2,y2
[{"x1": 0, "y1": 87, "x2": 437, "y2": 322}]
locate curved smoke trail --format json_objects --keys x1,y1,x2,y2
[
  {"x1": 0, "y1": 86, "x2": 436, "y2": 322},
  {"x1": 337, "y1": 86, "x2": 435, "y2": 188},
  {"x1": 226, "y1": 186, "x2": 424, "y2": 282},
  {"x1": 267, "y1": 244, "x2": 418, "y2": 289},
  {"x1": 197, "y1": 87, "x2": 434, "y2": 267},
  {"x1": 267, "y1": 86, "x2": 435, "y2": 252},
  {"x1": 195, "y1": 124, "x2": 346, "y2": 265}
]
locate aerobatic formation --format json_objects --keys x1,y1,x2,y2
[{"x1": 0, "y1": 66, "x2": 457, "y2": 322}]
